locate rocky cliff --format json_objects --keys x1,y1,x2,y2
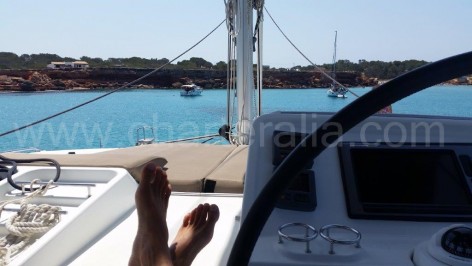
[{"x1": 0, "y1": 68, "x2": 378, "y2": 92}]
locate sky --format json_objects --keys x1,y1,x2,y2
[{"x1": 1, "y1": 0, "x2": 471, "y2": 68}]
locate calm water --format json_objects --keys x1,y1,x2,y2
[{"x1": 0, "y1": 85, "x2": 471, "y2": 151}]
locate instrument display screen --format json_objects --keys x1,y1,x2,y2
[
  {"x1": 352, "y1": 149, "x2": 470, "y2": 204},
  {"x1": 339, "y1": 143, "x2": 472, "y2": 221}
]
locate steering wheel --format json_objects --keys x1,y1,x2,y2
[{"x1": 227, "y1": 51, "x2": 472, "y2": 265}]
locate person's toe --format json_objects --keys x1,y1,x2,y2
[
  {"x1": 197, "y1": 204, "x2": 210, "y2": 226},
  {"x1": 155, "y1": 167, "x2": 169, "y2": 196},
  {"x1": 140, "y1": 163, "x2": 157, "y2": 186},
  {"x1": 182, "y1": 213, "x2": 191, "y2": 227},
  {"x1": 190, "y1": 205, "x2": 202, "y2": 225},
  {"x1": 207, "y1": 204, "x2": 220, "y2": 225}
]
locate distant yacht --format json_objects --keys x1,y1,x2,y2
[{"x1": 180, "y1": 84, "x2": 203, "y2": 96}]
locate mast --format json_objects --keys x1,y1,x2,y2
[
  {"x1": 235, "y1": 0, "x2": 255, "y2": 145},
  {"x1": 332, "y1": 30, "x2": 337, "y2": 87}
]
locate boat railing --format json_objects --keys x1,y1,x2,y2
[
  {"x1": 14, "y1": 181, "x2": 96, "y2": 198},
  {"x1": 135, "y1": 126, "x2": 155, "y2": 146}
]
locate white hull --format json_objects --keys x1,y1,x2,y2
[
  {"x1": 327, "y1": 88, "x2": 347, "y2": 98},
  {"x1": 180, "y1": 84, "x2": 203, "y2": 96},
  {"x1": 180, "y1": 89, "x2": 202, "y2": 96}
]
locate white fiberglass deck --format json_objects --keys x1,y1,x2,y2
[
  {"x1": 2, "y1": 166, "x2": 242, "y2": 266},
  {"x1": 70, "y1": 193, "x2": 242, "y2": 266},
  {"x1": 0, "y1": 166, "x2": 136, "y2": 266}
]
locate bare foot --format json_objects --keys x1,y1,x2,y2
[
  {"x1": 129, "y1": 164, "x2": 173, "y2": 266},
  {"x1": 170, "y1": 203, "x2": 220, "y2": 266}
]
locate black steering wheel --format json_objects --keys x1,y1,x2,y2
[{"x1": 227, "y1": 51, "x2": 472, "y2": 265}]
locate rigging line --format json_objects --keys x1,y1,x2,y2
[
  {"x1": 253, "y1": 0, "x2": 264, "y2": 39},
  {"x1": 163, "y1": 134, "x2": 220, "y2": 143},
  {"x1": 224, "y1": 0, "x2": 237, "y2": 36},
  {"x1": 0, "y1": 19, "x2": 227, "y2": 139},
  {"x1": 264, "y1": 7, "x2": 360, "y2": 98}
]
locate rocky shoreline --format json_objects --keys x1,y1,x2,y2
[{"x1": 0, "y1": 68, "x2": 469, "y2": 92}]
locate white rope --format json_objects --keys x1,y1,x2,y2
[
  {"x1": 0, "y1": 180, "x2": 61, "y2": 265},
  {"x1": 6, "y1": 204, "x2": 61, "y2": 237}
]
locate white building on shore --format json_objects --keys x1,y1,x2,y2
[{"x1": 47, "y1": 61, "x2": 89, "y2": 69}]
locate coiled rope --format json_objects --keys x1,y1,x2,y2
[
  {"x1": 0, "y1": 19, "x2": 226, "y2": 139},
  {"x1": 264, "y1": 6, "x2": 359, "y2": 98},
  {"x1": 0, "y1": 180, "x2": 60, "y2": 265}
]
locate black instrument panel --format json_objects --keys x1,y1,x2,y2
[
  {"x1": 338, "y1": 142, "x2": 472, "y2": 221},
  {"x1": 273, "y1": 131, "x2": 317, "y2": 212}
]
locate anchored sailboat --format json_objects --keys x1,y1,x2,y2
[{"x1": 327, "y1": 31, "x2": 348, "y2": 98}]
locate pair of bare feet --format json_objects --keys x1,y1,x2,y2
[{"x1": 129, "y1": 164, "x2": 220, "y2": 266}]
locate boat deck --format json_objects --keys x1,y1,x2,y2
[
  {"x1": 0, "y1": 143, "x2": 247, "y2": 265},
  {"x1": 70, "y1": 193, "x2": 242, "y2": 266},
  {"x1": 2, "y1": 113, "x2": 472, "y2": 265},
  {"x1": 0, "y1": 165, "x2": 242, "y2": 266},
  {"x1": 3, "y1": 143, "x2": 248, "y2": 193}
]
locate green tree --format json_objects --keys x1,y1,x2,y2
[
  {"x1": 177, "y1": 59, "x2": 197, "y2": 69},
  {"x1": 80, "y1": 56, "x2": 105, "y2": 67},
  {"x1": 189, "y1": 57, "x2": 213, "y2": 68},
  {"x1": 0, "y1": 51, "x2": 431, "y2": 78},
  {"x1": 0, "y1": 52, "x2": 21, "y2": 69},
  {"x1": 215, "y1": 61, "x2": 227, "y2": 70},
  {"x1": 26, "y1": 53, "x2": 65, "y2": 68}
]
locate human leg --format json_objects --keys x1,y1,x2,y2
[{"x1": 129, "y1": 164, "x2": 173, "y2": 266}]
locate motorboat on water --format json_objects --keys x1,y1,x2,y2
[
  {"x1": 0, "y1": 1, "x2": 471, "y2": 266},
  {"x1": 180, "y1": 84, "x2": 203, "y2": 96}
]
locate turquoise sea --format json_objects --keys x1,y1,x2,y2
[{"x1": 0, "y1": 85, "x2": 471, "y2": 152}]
